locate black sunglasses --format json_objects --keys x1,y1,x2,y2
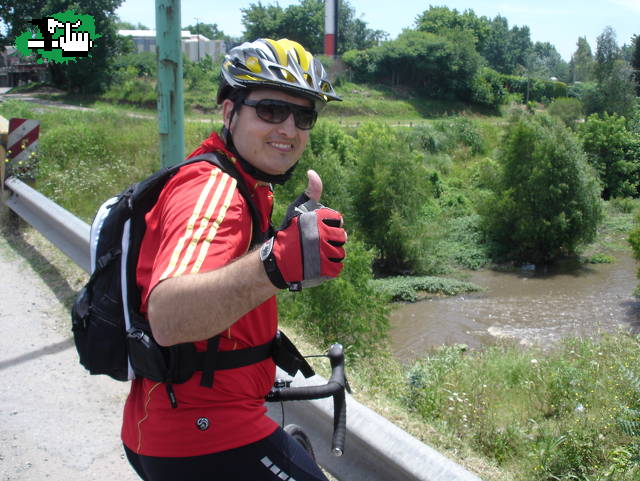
[{"x1": 241, "y1": 99, "x2": 318, "y2": 130}]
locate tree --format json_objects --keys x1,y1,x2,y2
[
  {"x1": 570, "y1": 36, "x2": 594, "y2": 82},
  {"x1": 480, "y1": 113, "x2": 603, "y2": 264},
  {"x1": 477, "y1": 15, "x2": 532, "y2": 74},
  {"x1": 528, "y1": 41, "x2": 569, "y2": 82},
  {"x1": 415, "y1": 6, "x2": 490, "y2": 50},
  {"x1": 240, "y1": 0, "x2": 383, "y2": 54},
  {"x1": 579, "y1": 113, "x2": 640, "y2": 199},
  {"x1": 631, "y1": 34, "x2": 640, "y2": 95},
  {"x1": 349, "y1": 122, "x2": 436, "y2": 274},
  {"x1": 343, "y1": 29, "x2": 482, "y2": 102},
  {"x1": 594, "y1": 26, "x2": 621, "y2": 83},
  {"x1": 182, "y1": 22, "x2": 224, "y2": 40},
  {"x1": 338, "y1": 4, "x2": 387, "y2": 51},
  {"x1": 584, "y1": 27, "x2": 637, "y2": 118},
  {"x1": 0, "y1": 0, "x2": 126, "y2": 93},
  {"x1": 241, "y1": 2, "x2": 286, "y2": 43}
]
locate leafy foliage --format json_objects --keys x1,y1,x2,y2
[
  {"x1": 579, "y1": 113, "x2": 640, "y2": 199},
  {"x1": 372, "y1": 276, "x2": 480, "y2": 302},
  {"x1": 480, "y1": 113, "x2": 603, "y2": 264},
  {"x1": 240, "y1": 0, "x2": 385, "y2": 54},
  {"x1": 570, "y1": 36, "x2": 595, "y2": 82},
  {"x1": 415, "y1": 6, "x2": 537, "y2": 76},
  {"x1": 343, "y1": 29, "x2": 484, "y2": 104},
  {"x1": 348, "y1": 122, "x2": 436, "y2": 274},
  {"x1": 583, "y1": 27, "x2": 638, "y2": 118},
  {"x1": 277, "y1": 237, "x2": 390, "y2": 357},
  {"x1": 547, "y1": 97, "x2": 584, "y2": 128}
]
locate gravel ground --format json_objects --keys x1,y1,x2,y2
[{"x1": 0, "y1": 235, "x2": 139, "y2": 481}]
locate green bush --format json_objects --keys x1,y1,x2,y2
[
  {"x1": 480, "y1": 113, "x2": 603, "y2": 264},
  {"x1": 547, "y1": 97, "x2": 584, "y2": 128},
  {"x1": 470, "y1": 67, "x2": 507, "y2": 109},
  {"x1": 349, "y1": 122, "x2": 437, "y2": 274},
  {"x1": 342, "y1": 30, "x2": 483, "y2": 104},
  {"x1": 102, "y1": 66, "x2": 157, "y2": 107},
  {"x1": 501, "y1": 74, "x2": 568, "y2": 103},
  {"x1": 277, "y1": 237, "x2": 389, "y2": 358},
  {"x1": 372, "y1": 275, "x2": 480, "y2": 302},
  {"x1": 579, "y1": 113, "x2": 640, "y2": 199}
]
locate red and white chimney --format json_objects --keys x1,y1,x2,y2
[{"x1": 324, "y1": 0, "x2": 338, "y2": 57}]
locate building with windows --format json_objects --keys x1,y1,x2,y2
[
  {"x1": 0, "y1": 47, "x2": 48, "y2": 88},
  {"x1": 118, "y1": 30, "x2": 226, "y2": 62}
]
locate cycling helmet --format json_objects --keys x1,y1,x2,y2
[{"x1": 217, "y1": 38, "x2": 342, "y2": 104}]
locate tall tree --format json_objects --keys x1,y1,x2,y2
[
  {"x1": 570, "y1": 36, "x2": 594, "y2": 82},
  {"x1": 584, "y1": 26, "x2": 636, "y2": 118},
  {"x1": 240, "y1": 2, "x2": 286, "y2": 43},
  {"x1": 594, "y1": 26, "x2": 621, "y2": 83},
  {"x1": 415, "y1": 5, "x2": 490, "y2": 49},
  {"x1": 631, "y1": 34, "x2": 640, "y2": 95},
  {"x1": 528, "y1": 41, "x2": 569, "y2": 81},
  {"x1": 480, "y1": 113, "x2": 602, "y2": 264},
  {"x1": 478, "y1": 15, "x2": 531, "y2": 74}
]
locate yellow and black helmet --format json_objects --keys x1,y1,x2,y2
[{"x1": 217, "y1": 38, "x2": 341, "y2": 104}]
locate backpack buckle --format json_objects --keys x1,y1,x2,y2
[{"x1": 127, "y1": 328, "x2": 151, "y2": 349}]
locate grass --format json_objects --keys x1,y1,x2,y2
[
  {"x1": 395, "y1": 334, "x2": 640, "y2": 480},
  {"x1": 372, "y1": 275, "x2": 481, "y2": 302}
]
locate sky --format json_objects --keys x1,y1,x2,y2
[{"x1": 115, "y1": 0, "x2": 639, "y2": 61}]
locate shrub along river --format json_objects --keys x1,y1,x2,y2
[{"x1": 390, "y1": 250, "x2": 640, "y2": 362}]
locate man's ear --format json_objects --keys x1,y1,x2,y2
[{"x1": 222, "y1": 99, "x2": 234, "y2": 129}]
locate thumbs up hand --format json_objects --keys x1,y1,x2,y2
[
  {"x1": 262, "y1": 170, "x2": 347, "y2": 291},
  {"x1": 279, "y1": 170, "x2": 324, "y2": 230}
]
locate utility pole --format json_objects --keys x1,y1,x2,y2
[{"x1": 155, "y1": 0, "x2": 184, "y2": 168}]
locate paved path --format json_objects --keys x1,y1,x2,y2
[{"x1": 0, "y1": 237, "x2": 138, "y2": 481}]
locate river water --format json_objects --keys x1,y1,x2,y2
[{"x1": 389, "y1": 250, "x2": 640, "y2": 363}]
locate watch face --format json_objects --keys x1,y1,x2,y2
[{"x1": 260, "y1": 237, "x2": 275, "y2": 261}]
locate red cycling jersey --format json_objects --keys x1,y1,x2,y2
[{"x1": 121, "y1": 133, "x2": 279, "y2": 457}]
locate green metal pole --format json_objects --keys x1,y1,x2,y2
[{"x1": 155, "y1": 0, "x2": 184, "y2": 168}]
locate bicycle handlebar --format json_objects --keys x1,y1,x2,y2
[{"x1": 265, "y1": 343, "x2": 347, "y2": 456}]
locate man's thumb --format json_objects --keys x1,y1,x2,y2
[{"x1": 305, "y1": 169, "x2": 323, "y2": 203}]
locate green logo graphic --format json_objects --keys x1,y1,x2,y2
[{"x1": 15, "y1": 10, "x2": 99, "y2": 64}]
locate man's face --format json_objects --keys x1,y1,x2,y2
[{"x1": 223, "y1": 88, "x2": 313, "y2": 176}]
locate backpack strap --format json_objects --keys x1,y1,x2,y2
[
  {"x1": 194, "y1": 330, "x2": 315, "y2": 384},
  {"x1": 185, "y1": 152, "x2": 268, "y2": 248},
  {"x1": 179, "y1": 152, "x2": 273, "y2": 389}
]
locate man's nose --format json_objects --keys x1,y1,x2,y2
[{"x1": 276, "y1": 112, "x2": 297, "y2": 136}]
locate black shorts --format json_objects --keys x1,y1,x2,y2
[{"x1": 124, "y1": 427, "x2": 329, "y2": 481}]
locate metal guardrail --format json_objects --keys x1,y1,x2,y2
[
  {"x1": 2, "y1": 175, "x2": 483, "y2": 481},
  {"x1": 5, "y1": 176, "x2": 90, "y2": 272}
]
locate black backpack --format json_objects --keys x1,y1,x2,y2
[{"x1": 71, "y1": 152, "x2": 313, "y2": 405}]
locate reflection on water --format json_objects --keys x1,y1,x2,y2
[{"x1": 389, "y1": 251, "x2": 640, "y2": 363}]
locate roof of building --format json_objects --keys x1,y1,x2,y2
[{"x1": 118, "y1": 29, "x2": 193, "y2": 38}]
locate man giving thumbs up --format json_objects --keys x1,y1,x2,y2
[{"x1": 121, "y1": 38, "x2": 345, "y2": 481}]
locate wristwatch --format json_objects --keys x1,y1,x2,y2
[{"x1": 260, "y1": 237, "x2": 288, "y2": 290}]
